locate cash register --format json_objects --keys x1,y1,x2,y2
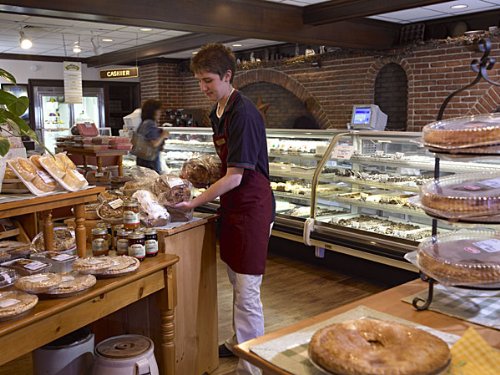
[{"x1": 348, "y1": 105, "x2": 388, "y2": 131}]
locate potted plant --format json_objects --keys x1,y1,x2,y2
[{"x1": 0, "y1": 68, "x2": 40, "y2": 156}]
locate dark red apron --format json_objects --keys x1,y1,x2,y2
[{"x1": 213, "y1": 93, "x2": 274, "y2": 275}]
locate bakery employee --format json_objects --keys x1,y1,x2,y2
[{"x1": 176, "y1": 43, "x2": 274, "y2": 375}]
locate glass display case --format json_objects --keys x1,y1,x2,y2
[{"x1": 160, "y1": 128, "x2": 500, "y2": 269}]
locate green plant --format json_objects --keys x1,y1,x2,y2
[{"x1": 0, "y1": 68, "x2": 39, "y2": 156}]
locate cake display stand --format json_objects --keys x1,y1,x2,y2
[{"x1": 412, "y1": 37, "x2": 500, "y2": 311}]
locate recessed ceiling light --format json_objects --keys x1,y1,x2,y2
[
  {"x1": 140, "y1": 28, "x2": 153, "y2": 32},
  {"x1": 19, "y1": 30, "x2": 32, "y2": 49},
  {"x1": 102, "y1": 38, "x2": 113, "y2": 42},
  {"x1": 451, "y1": 4, "x2": 468, "y2": 9},
  {"x1": 232, "y1": 44, "x2": 243, "y2": 47},
  {"x1": 73, "y1": 45, "x2": 81, "y2": 53}
]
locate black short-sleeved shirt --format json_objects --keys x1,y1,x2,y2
[{"x1": 210, "y1": 91, "x2": 270, "y2": 180}]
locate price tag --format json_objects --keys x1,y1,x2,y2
[
  {"x1": 52, "y1": 254, "x2": 75, "y2": 262},
  {"x1": 331, "y1": 145, "x2": 354, "y2": 160},
  {"x1": 0, "y1": 299, "x2": 19, "y2": 308},
  {"x1": 473, "y1": 239, "x2": 500, "y2": 253},
  {"x1": 108, "y1": 199, "x2": 124, "y2": 209},
  {"x1": 37, "y1": 170, "x2": 54, "y2": 184},
  {"x1": 26, "y1": 274, "x2": 49, "y2": 282},
  {"x1": 23, "y1": 261, "x2": 46, "y2": 271},
  {"x1": 168, "y1": 178, "x2": 185, "y2": 188},
  {"x1": 61, "y1": 275, "x2": 75, "y2": 282}
]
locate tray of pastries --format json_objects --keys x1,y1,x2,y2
[
  {"x1": 7, "y1": 157, "x2": 60, "y2": 196},
  {"x1": 420, "y1": 172, "x2": 500, "y2": 220},
  {"x1": 39, "y1": 153, "x2": 88, "y2": 192},
  {"x1": 417, "y1": 230, "x2": 500, "y2": 287},
  {"x1": 308, "y1": 318, "x2": 451, "y2": 375},
  {"x1": 39, "y1": 272, "x2": 96, "y2": 298},
  {"x1": 423, "y1": 113, "x2": 500, "y2": 151},
  {"x1": 73, "y1": 256, "x2": 139, "y2": 278},
  {"x1": 0, "y1": 290, "x2": 38, "y2": 322},
  {"x1": 32, "y1": 227, "x2": 76, "y2": 253},
  {"x1": 3, "y1": 258, "x2": 51, "y2": 276}
]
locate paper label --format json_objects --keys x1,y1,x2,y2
[
  {"x1": 168, "y1": 178, "x2": 185, "y2": 188},
  {"x1": 472, "y1": 239, "x2": 500, "y2": 253},
  {"x1": 23, "y1": 261, "x2": 46, "y2": 271},
  {"x1": 128, "y1": 244, "x2": 145, "y2": 258},
  {"x1": 61, "y1": 275, "x2": 75, "y2": 282},
  {"x1": 0, "y1": 272, "x2": 12, "y2": 284},
  {"x1": 478, "y1": 178, "x2": 500, "y2": 189},
  {"x1": 52, "y1": 254, "x2": 74, "y2": 262},
  {"x1": 0, "y1": 299, "x2": 20, "y2": 308},
  {"x1": 332, "y1": 145, "x2": 354, "y2": 160},
  {"x1": 123, "y1": 211, "x2": 139, "y2": 225},
  {"x1": 87, "y1": 258, "x2": 106, "y2": 265},
  {"x1": 145, "y1": 239, "x2": 158, "y2": 255},
  {"x1": 108, "y1": 199, "x2": 124, "y2": 209},
  {"x1": 37, "y1": 170, "x2": 54, "y2": 184}
]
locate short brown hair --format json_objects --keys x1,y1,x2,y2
[
  {"x1": 141, "y1": 99, "x2": 162, "y2": 121},
  {"x1": 190, "y1": 43, "x2": 236, "y2": 83}
]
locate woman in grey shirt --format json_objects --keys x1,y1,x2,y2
[{"x1": 135, "y1": 99, "x2": 169, "y2": 173}]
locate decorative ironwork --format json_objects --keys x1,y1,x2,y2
[{"x1": 414, "y1": 38, "x2": 499, "y2": 310}]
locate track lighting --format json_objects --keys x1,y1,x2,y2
[{"x1": 19, "y1": 30, "x2": 32, "y2": 50}]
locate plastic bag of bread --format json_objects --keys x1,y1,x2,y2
[
  {"x1": 132, "y1": 190, "x2": 170, "y2": 227},
  {"x1": 122, "y1": 166, "x2": 159, "y2": 196},
  {"x1": 203, "y1": 155, "x2": 222, "y2": 184},
  {"x1": 180, "y1": 158, "x2": 210, "y2": 188},
  {"x1": 153, "y1": 175, "x2": 193, "y2": 222}
]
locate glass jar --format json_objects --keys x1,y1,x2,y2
[
  {"x1": 123, "y1": 199, "x2": 140, "y2": 230},
  {"x1": 128, "y1": 231, "x2": 145, "y2": 261},
  {"x1": 112, "y1": 224, "x2": 124, "y2": 250},
  {"x1": 144, "y1": 228, "x2": 158, "y2": 257},
  {"x1": 116, "y1": 229, "x2": 131, "y2": 256},
  {"x1": 91, "y1": 227, "x2": 109, "y2": 256}
]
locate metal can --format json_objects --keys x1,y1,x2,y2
[
  {"x1": 144, "y1": 228, "x2": 158, "y2": 257},
  {"x1": 128, "y1": 231, "x2": 145, "y2": 261},
  {"x1": 116, "y1": 229, "x2": 131, "y2": 256},
  {"x1": 123, "y1": 199, "x2": 140, "y2": 230},
  {"x1": 91, "y1": 227, "x2": 109, "y2": 256}
]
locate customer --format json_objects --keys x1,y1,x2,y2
[
  {"x1": 135, "y1": 99, "x2": 169, "y2": 173},
  {"x1": 176, "y1": 44, "x2": 274, "y2": 375}
]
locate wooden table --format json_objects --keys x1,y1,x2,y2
[
  {"x1": 0, "y1": 187, "x2": 104, "y2": 257},
  {"x1": 234, "y1": 279, "x2": 500, "y2": 374},
  {"x1": 157, "y1": 213, "x2": 219, "y2": 375},
  {"x1": 57, "y1": 146, "x2": 129, "y2": 176},
  {"x1": 0, "y1": 254, "x2": 179, "y2": 375}
]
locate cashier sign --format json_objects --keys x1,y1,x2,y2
[{"x1": 100, "y1": 67, "x2": 139, "y2": 79}]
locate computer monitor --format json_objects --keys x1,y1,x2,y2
[{"x1": 350, "y1": 105, "x2": 388, "y2": 131}]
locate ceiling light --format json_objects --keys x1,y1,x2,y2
[
  {"x1": 140, "y1": 28, "x2": 153, "y2": 31},
  {"x1": 19, "y1": 30, "x2": 32, "y2": 50},
  {"x1": 73, "y1": 45, "x2": 82, "y2": 53},
  {"x1": 102, "y1": 38, "x2": 113, "y2": 42},
  {"x1": 232, "y1": 44, "x2": 243, "y2": 47},
  {"x1": 451, "y1": 4, "x2": 468, "y2": 9}
]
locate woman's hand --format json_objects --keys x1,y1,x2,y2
[{"x1": 174, "y1": 201, "x2": 194, "y2": 211}]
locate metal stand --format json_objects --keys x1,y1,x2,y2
[{"x1": 413, "y1": 37, "x2": 500, "y2": 310}]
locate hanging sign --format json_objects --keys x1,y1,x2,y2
[
  {"x1": 63, "y1": 61, "x2": 83, "y2": 104},
  {"x1": 100, "y1": 67, "x2": 139, "y2": 79}
]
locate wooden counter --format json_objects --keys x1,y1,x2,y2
[
  {"x1": 0, "y1": 253, "x2": 179, "y2": 375},
  {"x1": 158, "y1": 213, "x2": 219, "y2": 375},
  {"x1": 234, "y1": 279, "x2": 500, "y2": 374},
  {"x1": 0, "y1": 187, "x2": 104, "y2": 257}
]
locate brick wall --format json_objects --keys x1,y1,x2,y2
[
  {"x1": 375, "y1": 63, "x2": 408, "y2": 131},
  {"x1": 142, "y1": 36, "x2": 500, "y2": 131},
  {"x1": 240, "y1": 82, "x2": 308, "y2": 128}
]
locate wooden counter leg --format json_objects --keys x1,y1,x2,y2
[
  {"x1": 160, "y1": 266, "x2": 177, "y2": 375},
  {"x1": 117, "y1": 155, "x2": 123, "y2": 177},
  {"x1": 41, "y1": 211, "x2": 54, "y2": 252},
  {"x1": 97, "y1": 157, "x2": 103, "y2": 173},
  {"x1": 74, "y1": 204, "x2": 87, "y2": 258}
]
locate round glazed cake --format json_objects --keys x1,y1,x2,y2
[
  {"x1": 417, "y1": 231, "x2": 500, "y2": 286},
  {"x1": 423, "y1": 114, "x2": 500, "y2": 149},
  {"x1": 308, "y1": 319, "x2": 451, "y2": 375},
  {"x1": 420, "y1": 173, "x2": 500, "y2": 217}
]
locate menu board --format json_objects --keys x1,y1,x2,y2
[{"x1": 63, "y1": 61, "x2": 82, "y2": 104}]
